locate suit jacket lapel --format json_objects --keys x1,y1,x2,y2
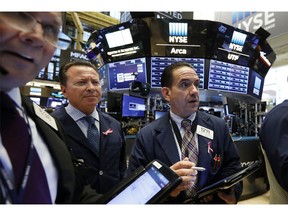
[
  {"x1": 21, "y1": 96, "x2": 75, "y2": 202},
  {"x1": 55, "y1": 107, "x2": 97, "y2": 155},
  {"x1": 98, "y1": 112, "x2": 115, "y2": 153},
  {"x1": 155, "y1": 114, "x2": 181, "y2": 165}
]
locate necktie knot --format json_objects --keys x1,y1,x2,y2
[
  {"x1": 84, "y1": 115, "x2": 95, "y2": 125},
  {"x1": 181, "y1": 119, "x2": 191, "y2": 131}
]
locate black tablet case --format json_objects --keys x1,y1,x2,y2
[
  {"x1": 190, "y1": 160, "x2": 262, "y2": 202},
  {"x1": 97, "y1": 159, "x2": 182, "y2": 204}
]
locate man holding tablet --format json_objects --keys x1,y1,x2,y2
[{"x1": 127, "y1": 62, "x2": 243, "y2": 204}]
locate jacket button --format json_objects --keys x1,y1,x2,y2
[{"x1": 99, "y1": 170, "x2": 104, "y2": 175}]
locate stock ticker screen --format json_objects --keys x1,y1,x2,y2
[
  {"x1": 150, "y1": 56, "x2": 205, "y2": 88},
  {"x1": 207, "y1": 59, "x2": 250, "y2": 94}
]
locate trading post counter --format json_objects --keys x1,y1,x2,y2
[{"x1": 233, "y1": 136, "x2": 269, "y2": 200}]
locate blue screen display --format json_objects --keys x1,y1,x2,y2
[
  {"x1": 247, "y1": 70, "x2": 264, "y2": 100},
  {"x1": 208, "y1": 59, "x2": 249, "y2": 94},
  {"x1": 151, "y1": 56, "x2": 205, "y2": 88},
  {"x1": 122, "y1": 94, "x2": 146, "y2": 118},
  {"x1": 108, "y1": 57, "x2": 147, "y2": 91}
]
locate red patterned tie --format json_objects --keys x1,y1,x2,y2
[{"x1": 181, "y1": 118, "x2": 198, "y2": 196}]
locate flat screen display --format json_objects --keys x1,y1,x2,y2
[
  {"x1": 99, "y1": 18, "x2": 151, "y2": 63},
  {"x1": 29, "y1": 87, "x2": 42, "y2": 96},
  {"x1": 207, "y1": 59, "x2": 249, "y2": 94},
  {"x1": 46, "y1": 97, "x2": 66, "y2": 108},
  {"x1": 105, "y1": 28, "x2": 133, "y2": 48},
  {"x1": 252, "y1": 41, "x2": 276, "y2": 78},
  {"x1": 247, "y1": 70, "x2": 264, "y2": 100},
  {"x1": 150, "y1": 56, "x2": 205, "y2": 88},
  {"x1": 149, "y1": 18, "x2": 207, "y2": 58},
  {"x1": 106, "y1": 91, "x2": 122, "y2": 114},
  {"x1": 122, "y1": 94, "x2": 146, "y2": 118},
  {"x1": 108, "y1": 57, "x2": 147, "y2": 91},
  {"x1": 206, "y1": 21, "x2": 259, "y2": 67}
]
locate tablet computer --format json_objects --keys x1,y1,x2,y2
[
  {"x1": 97, "y1": 160, "x2": 182, "y2": 204},
  {"x1": 191, "y1": 160, "x2": 262, "y2": 202}
]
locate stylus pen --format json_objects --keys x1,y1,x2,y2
[{"x1": 192, "y1": 167, "x2": 206, "y2": 171}]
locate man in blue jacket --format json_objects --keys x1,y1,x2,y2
[
  {"x1": 51, "y1": 60, "x2": 127, "y2": 194},
  {"x1": 127, "y1": 61, "x2": 243, "y2": 204}
]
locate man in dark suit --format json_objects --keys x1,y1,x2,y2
[
  {"x1": 127, "y1": 61, "x2": 243, "y2": 204},
  {"x1": 259, "y1": 100, "x2": 288, "y2": 203},
  {"x1": 0, "y1": 12, "x2": 100, "y2": 203},
  {"x1": 51, "y1": 60, "x2": 127, "y2": 194}
]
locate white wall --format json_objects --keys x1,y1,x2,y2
[{"x1": 263, "y1": 65, "x2": 288, "y2": 105}]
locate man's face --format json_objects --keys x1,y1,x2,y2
[
  {"x1": 61, "y1": 65, "x2": 102, "y2": 115},
  {"x1": 162, "y1": 66, "x2": 200, "y2": 118},
  {"x1": 0, "y1": 12, "x2": 61, "y2": 91}
]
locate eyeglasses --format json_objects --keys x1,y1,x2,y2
[{"x1": 0, "y1": 12, "x2": 71, "y2": 50}]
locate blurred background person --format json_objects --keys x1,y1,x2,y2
[
  {"x1": 259, "y1": 99, "x2": 288, "y2": 204},
  {"x1": 0, "y1": 12, "x2": 100, "y2": 204}
]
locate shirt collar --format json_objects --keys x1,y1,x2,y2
[
  {"x1": 65, "y1": 103, "x2": 99, "y2": 122},
  {"x1": 6, "y1": 88, "x2": 22, "y2": 108},
  {"x1": 170, "y1": 110, "x2": 196, "y2": 129}
]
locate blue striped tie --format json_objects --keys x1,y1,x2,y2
[{"x1": 84, "y1": 116, "x2": 100, "y2": 156}]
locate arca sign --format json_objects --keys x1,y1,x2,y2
[{"x1": 168, "y1": 22, "x2": 188, "y2": 55}]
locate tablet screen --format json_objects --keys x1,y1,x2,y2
[{"x1": 108, "y1": 164, "x2": 169, "y2": 204}]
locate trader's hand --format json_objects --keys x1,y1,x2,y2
[
  {"x1": 200, "y1": 187, "x2": 237, "y2": 204},
  {"x1": 169, "y1": 158, "x2": 198, "y2": 197},
  {"x1": 217, "y1": 187, "x2": 237, "y2": 204}
]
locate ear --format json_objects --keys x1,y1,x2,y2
[
  {"x1": 161, "y1": 87, "x2": 171, "y2": 101},
  {"x1": 60, "y1": 85, "x2": 68, "y2": 97}
]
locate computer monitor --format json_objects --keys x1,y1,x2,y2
[
  {"x1": 207, "y1": 59, "x2": 249, "y2": 94},
  {"x1": 87, "y1": 18, "x2": 150, "y2": 63},
  {"x1": 206, "y1": 21, "x2": 260, "y2": 67},
  {"x1": 121, "y1": 94, "x2": 146, "y2": 118},
  {"x1": 150, "y1": 56, "x2": 205, "y2": 88},
  {"x1": 108, "y1": 57, "x2": 147, "y2": 91},
  {"x1": 149, "y1": 19, "x2": 207, "y2": 58},
  {"x1": 46, "y1": 97, "x2": 66, "y2": 108},
  {"x1": 223, "y1": 97, "x2": 240, "y2": 116},
  {"x1": 247, "y1": 69, "x2": 264, "y2": 100},
  {"x1": 107, "y1": 91, "x2": 122, "y2": 113}
]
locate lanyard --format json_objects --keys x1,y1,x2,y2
[
  {"x1": 170, "y1": 112, "x2": 198, "y2": 148},
  {"x1": 0, "y1": 105, "x2": 35, "y2": 203}
]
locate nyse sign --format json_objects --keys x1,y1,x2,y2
[
  {"x1": 236, "y1": 12, "x2": 276, "y2": 32},
  {"x1": 216, "y1": 12, "x2": 288, "y2": 38},
  {"x1": 169, "y1": 36, "x2": 188, "y2": 43}
]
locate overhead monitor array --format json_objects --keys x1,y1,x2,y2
[{"x1": 85, "y1": 18, "x2": 276, "y2": 102}]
